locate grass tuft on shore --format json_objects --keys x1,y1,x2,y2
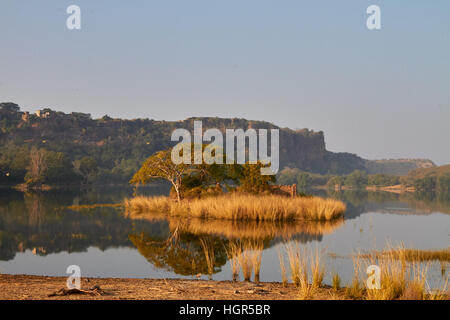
[
  {"x1": 124, "y1": 194, "x2": 345, "y2": 221},
  {"x1": 359, "y1": 245, "x2": 449, "y2": 300}
]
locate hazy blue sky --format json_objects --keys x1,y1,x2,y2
[{"x1": 1, "y1": 1, "x2": 449, "y2": 164}]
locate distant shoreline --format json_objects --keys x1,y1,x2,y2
[{"x1": 312, "y1": 184, "x2": 416, "y2": 194}]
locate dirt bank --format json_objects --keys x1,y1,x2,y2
[{"x1": 0, "y1": 274, "x2": 341, "y2": 300}]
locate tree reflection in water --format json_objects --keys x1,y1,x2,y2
[{"x1": 127, "y1": 214, "x2": 345, "y2": 281}]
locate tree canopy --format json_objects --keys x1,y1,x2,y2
[{"x1": 130, "y1": 147, "x2": 276, "y2": 200}]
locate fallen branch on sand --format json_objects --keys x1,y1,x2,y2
[{"x1": 48, "y1": 285, "x2": 106, "y2": 297}]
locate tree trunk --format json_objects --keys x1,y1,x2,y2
[{"x1": 173, "y1": 183, "x2": 181, "y2": 202}]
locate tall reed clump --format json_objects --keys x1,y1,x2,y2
[
  {"x1": 125, "y1": 194, "x2": 345, "y2": 221},
  {"x1": 310, "y1": 248, "x2": 325, "y2": 288},
  {"x1": 345, "y1": 255, "x2": 365, "y2": 299},
  {"x1": 363, "y1": 252, "x2": 408, "y2": 300},
  {"x1": 362, "y1": 246, "x2": 450, "y2": 300},
  {"x1": 285, "y1": 244, "x2": 304, "y2": 286},
  {"x1": 332, "y1": 272, "x2": 341, "y2": 291},
  {"x1": 124, "y1": 196, "x2": 171, "y2": 214},
  {"x1": 284, "y1": 244, "x2": 326, "y2": 299},
  {"x1": 427, "y1": 276, "x2": 448, "y2": 300},
  {"x1": 278, "y1": 249, "x2": 288, "y2": 287}
]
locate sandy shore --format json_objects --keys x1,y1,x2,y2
[{"x1": 0, "y1": 274, "x2": 342, "y2": 300}]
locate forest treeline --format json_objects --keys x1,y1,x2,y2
[{"x1": 277, "y1": 165, "x2": 450, "y2": 195}]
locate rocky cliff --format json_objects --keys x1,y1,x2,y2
[{"x1": 0, "y1": 103, "x2": 435, "y2": 181}]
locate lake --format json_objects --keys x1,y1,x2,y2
[{"x1": 0, "y1": 186, "x2": 448, "y2": 289}]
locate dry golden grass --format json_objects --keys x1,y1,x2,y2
[
  {"x1": 282, "y1": 244, "x2": 327, "y2": 299},
  {"x1": 365, "y1": 246, "x2": 450, "y2": 263},
  {"x1": 124, "y1": 196, "x2": 170, "y2": 213},
  {"x1": 124, "y1": 194, "x2": 346, "y2": 221},
  {"x1": 276, "y1": 244, "x2": 450, "y2": 300},
  {"x1": 345, "y1": 255, "x2": 365, "y2": 299},
  {"x1": 427, "y1": 277, "x2": 449, "y2": 300},
  {"x1": 285, "y1": 244, "x2": 304, "y2": 286},
  {"x1": 360, "y1": 245, "x2": 449, "y2": 300},
  {"x1": 332, "y1": 272, "x2": 341, "y2": 291},
  {"x1": 363, "y1": 253, "x2": 408, "y2": 300},
  {"x1": 278, "y1": 250, "x2": 288, "y2": 287},
  {"x1": 310, "y1": 248, "x2": 325, "y2": 288}
]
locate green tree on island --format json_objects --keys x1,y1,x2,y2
[
  {"x1": 130, "y1": 147, "x2": 275, "y2": 200},
  {"x1": 130, "y1": 149, "x2": 188, "y2": 201}
]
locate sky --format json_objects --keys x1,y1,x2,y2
[{"x1": 0, "y1": 1, "x2": 449, "y2": 164}]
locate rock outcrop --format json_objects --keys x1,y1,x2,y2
[{"x1": 0, "y1": 103, "x2": 435, "y2": 179}]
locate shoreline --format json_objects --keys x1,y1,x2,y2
[
  {"x1": 1, "y1": 273, "x2": 448, "y2": 300},
  {"x1": 0, "y1": 274, "x2": 341, "y2": 300}
]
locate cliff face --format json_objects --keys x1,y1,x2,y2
[{"x1": 0, "y1": 103, "x2": 433, "y2": 178}]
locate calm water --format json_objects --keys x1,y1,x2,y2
[{"x1": 0, "y1": 186, "x2": 448, "y2": 288}]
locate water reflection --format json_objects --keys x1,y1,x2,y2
[
  {"x1": 126, "y1": 212, "x2": 344, "y2": 241},
  {"x1": 129, "y1": 231, "x2": 228, "y2": 278},
  {"x1": 126, "y1": 214, "x2": 344, "y2": 279},
  {"x1": 0, "y1": 186, "x2": 448, "y2": 284},
  {"x1": 319, "y1": 189, "x2": 450, "y2": 219},
  {"x1": 0, "y1": 186, "x2": 169, "y2": 260}
]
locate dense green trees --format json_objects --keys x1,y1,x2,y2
[
  {"x1": 278, "y1": 168, "x2": 405, "y2": 191},
  {"x1": 368, "y1": 174, "x2": 400, "y2": 186},
  {"x1": 0, "y1": 145, "x2": 84, "y2": 187},
  {"x1": 413, "y1": 175, "x2": 450, "y2": 194},
  {"x1": 327, "y1": 176, "x2": 344, "y2": 188},
  {"x1": 237, "y1": 162, "x2": 276, "y2": 194},
  {"x1": 74, "y1": 156, "x2": 99, "y2": 184},
  {"x1": 437, "y1": 175, "x2": 450, "y2": 194},
  {"x1": 344, "y1": 170, "x2": 368, "y2": 188},
  {"x1": 0, "y1": 144, "x2": 29, "y2": 185},
  {"x1": 277, "y1": 167, "x2": 328, "y2": 192},
  {"x1": 413, "y1": 177, "x2": 436, "y2": 192},
  {"x1": 400, "y1": 165, "x2": 450, "y2": 195},
  {"x1": 24, "y1": 147, "x2": 81, "y2": 186}
]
